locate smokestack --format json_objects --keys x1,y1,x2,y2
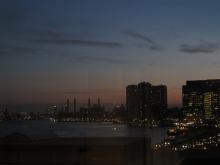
[
  {"x1": 88, "y1": 98, "x2": 91, "y2": 109},
  {"x1": 98, "y1": 98, "x2": 100, "y2": 107},
  {"x1": 74, "y1": 98, "x2": 76, "y2": 114},
  {"x1": 66, "y1": 98, "x2": 70, "y2": 113}
]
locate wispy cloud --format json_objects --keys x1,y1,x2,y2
[
  {"x1": 31, "y1": 30, "x2": 70, "y2": 39},
  {"x1": 123, "y1": 30, "x2": 162, "y2": 50},
  {"x1": 32, "y1": 29, "x2": 96, "y2": 39},
  {"x1": 124, "y1": 31, "x2": 155, "y2": 44},
  {"x1": 36, "y1": 38, "x2": 123, "y2": 48},
  {"x1": 179, "y1": 42, "x2": 219, "y2": 53},
  {"x1": 33, "y1": 30, "x2": 123, "y2": 48},
  {"x1": 0, "y1": 46, "x2": 37, "y2": 56},
  {"x1": 68, "y1": 55, "x2": 132, "y2": 64}
]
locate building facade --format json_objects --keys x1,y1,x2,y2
[
  {"x1": 126, "y1": 82, "x2": 167, "y2": 121},
  {"x1": 182, "y1": 79, "x2": 220, "y2": 120}
]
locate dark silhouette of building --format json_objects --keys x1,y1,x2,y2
[
  {"x1": 151, "y1": 85, "x2": 167, "y2": 120},
  {"x1": 112, "y1": 104, "x2": 127, "y2": 121},
  {"x1": 182, "y1": 79, "x2": 220, "y2": 120},
  {"x1": 126, "y1": 85, "x2": 138, "y2": 121},
  {"x1": 137, "y1": 82, "x2": 152, "y2": 120},
  {"x1": 79, "y1": 98, "x2": 105, "y2": 121},
  {"x1": 126, "y1": 82, "x2": 167, "y2": 122}
]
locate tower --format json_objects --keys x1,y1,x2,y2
[
  {"x1": 98, "y1": 98, "x2": 101, "y2": 107},
  {"x1": 66, "y1": 98, "x2": 70, "y2": 113},
  {"x1": 88, "y1": 98, "x2": 91, "y2": 109},
  {"x1": 126, "y1": 82, "x2": 167, "y2": 121},
  {"x1": 74, "y1": 98, "x2": 76, "y2": 114}
]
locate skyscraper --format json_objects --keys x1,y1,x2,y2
[
  {"x1": 151, "y1": 85, "x2": 167, "y2": 120},
  {"x1": 182, "y1": 79, "x2": 220, "y2": 120},
  {"x1": 137, "y1": 82, "x2": 152, "y2": 120},
  {"x1": 126, "y1": 85, "x2": 138, "y2": 121},
  {"x1": 126, "y1": 82, "x2": 167, "y2": 121}
]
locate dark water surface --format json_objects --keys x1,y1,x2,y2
[{"x1": 0, "y1": 121, "x2": 168, "y2": 144}]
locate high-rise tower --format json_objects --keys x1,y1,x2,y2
[
  {"x1": 183, "y1": 79, "x2": 220, "y2": 119},
  {"x1": 126, "y1": 82, "x2": 167, "y2": 121}
]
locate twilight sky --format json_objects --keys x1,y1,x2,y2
[{"x1": 1, "y1": 0, "x2": 220, "y2": 107}]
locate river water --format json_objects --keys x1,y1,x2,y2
[{"x1": 0, "y1": 121, "x2": 168, "y2": 144}]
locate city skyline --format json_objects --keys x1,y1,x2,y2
[{"x1": 2, "y1": 0, "x2": 220, "y2": 107}]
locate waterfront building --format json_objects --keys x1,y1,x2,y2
[
  {"x1": 182, "y1": 79, "x2": 220, "y2": 119},
  {"x1": 126, "y1": 82, "x2": 167, "y2": 121},
  {"x1": 78, "y1": 98, "x2": 105, "y2": 121},
  {"x1": 126, "y1": 85, "x2": 138, "y2": 121}
]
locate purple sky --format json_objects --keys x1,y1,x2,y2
[{"x1": 1, "y1": 0, "x2": 220, "y2": 107}]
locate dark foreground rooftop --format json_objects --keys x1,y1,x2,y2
[{"x1": 0, "y1": 133, "x2": 152, "y2": 165}]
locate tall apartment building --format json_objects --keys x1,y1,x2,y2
[
  {"x1": 126, "y1": 82, "x2": 167, "y2": 121},
  {"x1": 182, "y1": 79, "x2": 220, "y2": 120}
]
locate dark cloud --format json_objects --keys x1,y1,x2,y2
[
  {"x1": 135, "y1": 43, "x2": 162, "y2": 50},
  {"x1": 123, "y1": 30, "x2": 162, "y2": 50},
  {"x1": 30, "y1": 30, "x2": 69, "y2": 39},
  {"x1": 179, "y1": 42, "x2": 219, "y2": 53},
  {"x1": 30, "y1": 29, "x2": 123, "y2": 48},
  {"x1": 35, "y1": 38, "x2": 123, "y2": 48},
  {"x1": 69, "y1": 55, "x2": 131, "y2": 64},
  {"x1": 0, "y1": 46, "x2": 37, "y2": 56},
  {"x1": 64, "y1": 89, "x2": 123, "y2": 95},
  {"x1": 124, "y1": 31, "x2": 155, "y2": 44}
]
